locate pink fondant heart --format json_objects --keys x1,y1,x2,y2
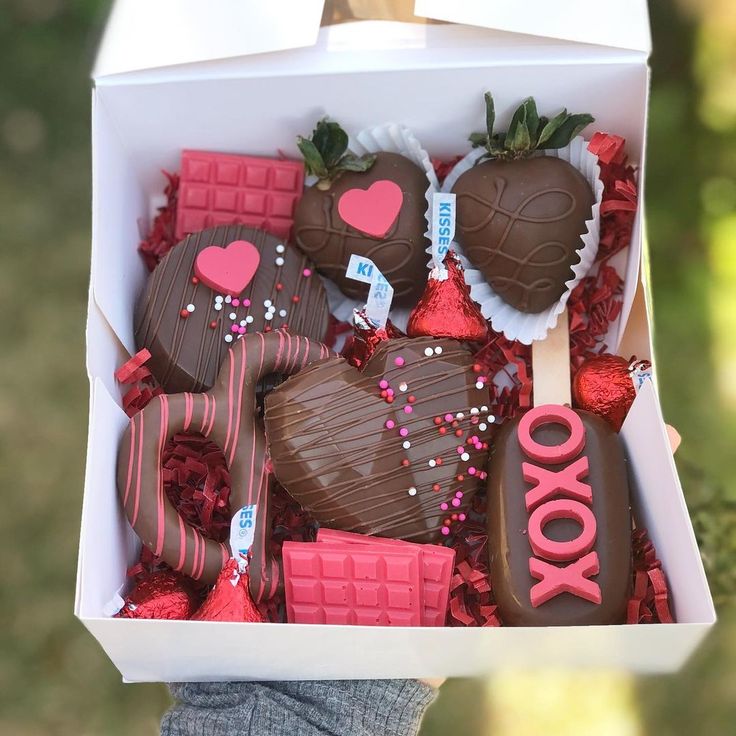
[
  {"x1": 194, "y1": 240, "x2": 260, "y2": 296},
  {"x1": 337, "y1": 179, "x2": 403, "y2": 238}
]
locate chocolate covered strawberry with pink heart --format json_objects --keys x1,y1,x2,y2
[
  {"x1": 293, "y1": 119, "x2": 429, "y2": 308},
  {"x1": 135, "y1": 225, "x2": 329, "y2": 392},
  {"x1": 264, "y1": 336, "x2": 494, "y2": 542}
]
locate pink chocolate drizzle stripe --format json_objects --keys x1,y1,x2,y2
[
  {"x1": 176, "y1": 513, "x2": 187, "y2": 572},
  {"x1": 131, "y1": 409, "x2": 144, "y2": 526},
  {"x1": 123, "y1": 415, "x2": 136, "y2": 506},
  {"x1": 154, "y1": 395, "x2": 169, "y2": 557},
  {"x1": 184, "y1": 392, "x2": 193, "y2": 430}
]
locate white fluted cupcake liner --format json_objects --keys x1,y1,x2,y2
[{"x1": 430, "y1": 136, "x2": 604, "y2": 345}]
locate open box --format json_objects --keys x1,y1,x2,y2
[{"x1": 77, "y1": 0, "x2": 715, "y2": 681}]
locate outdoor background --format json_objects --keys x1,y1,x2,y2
[{"x1": 1, "y1": 1, "x2": 734, "y2": 734}]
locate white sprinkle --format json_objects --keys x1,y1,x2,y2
[
  {"x1": 275, "y1": 256, "x2": 285, "y2": 267},
  {"x1": 475, "y1": 381, "x2": 484, "y2": 390},
  {"x1": 408, "y1": 487, "x2": 417, "y2": 497},
  {"x1": 481, "y1": 405, "x2": 489, "y2": 413},
  {"x1": 224, "y1": 334, "x2": 233, "y2": 343},
  {"x1": 488, "y1": 414, "x2": 496, "y2": 423},
  {"x1": 399, "y1": 382, "x2": 408, "y2": 392},
  {"x1": 479, "y1": 423, "x2": 487, "y2": 431},
  {"x1": 267, "y1": 305, "x2": 276, "y2": 314},
  {"x1": 264, "y1": 299, "x2": 272, "y2": 308},
  {"x1": 276, "y1": 244, "x2": 285, "y2": 254},
  {"x1": 456, "y1": 412, "x2": 465, "y2": 420},
  {"x1": 240, "y1": 320, "x2": 247, "y2": 327},
  {"x1": 245, "y1": 315, "x2": 254, "y2": 324},
  {"x1": 214, "y1": 303, "x2": 223, "y2": 311},
  {"x1": 461, "y1": 452, "x2": 470, "y2": 462},
  {"x1": 470, "y1": 407, "x2": 479, "y2": 415},
  {"x1": 279, "y1": 309, "x2": 287, "y2": 318},
  {"x1": 428, "y1": 459, "x2": 436, "y2": 468},
  {"x1": 225, "y1": 295, "x2": 232, "y2": 303},
  {"x1": 186, "y1": 303, "x2": 195, "y2": 313},
  {"x1": 265, "y1": 313, "x2": 273, "y2": 321},
  {"x1": 402, "y1": 441, "x2": 411, "y2": 449},
  {"x1": 424, "y1": 347, "x2": 433, "y2": 357},
  {"x1": 215, "y1": 295, "x2": 224, "y2": 304},
  {"x1": 229, "y1": 312, "x2": 237, "y2": 320},
  {"x1": 434, "y1": 346, "x2": 443, "y2": 355}
]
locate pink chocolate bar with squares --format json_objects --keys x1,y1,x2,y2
[
  {"x1": 317, "y1": 528, "x2": 455, "y2": 626},
  {"x1": 282, "y1": 540, "x2": 423, "y2": 626},
  {"x1": 176, "y1": 150, "x2": 304, "y2": 240}
]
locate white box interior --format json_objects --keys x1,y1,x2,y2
[{"x1": 78, "y1": 22, "x2": 715, "y2": 680}]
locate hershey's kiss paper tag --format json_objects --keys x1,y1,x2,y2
[
  {"x1": 630, "y1": 359, "x2": 652, "y2": 392},
  {"x1": 230, "y1": 503, "x2": 258, "y2": 572},
  {"x1": 431, "y1": 192, "x2": 456, "y2": 267},
  {"x1": 346, "y1": 254, "x2": 394, "y2": 328}
]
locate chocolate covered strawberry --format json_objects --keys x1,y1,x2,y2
[
  {"x1": 293, "y1": 119, "x2": 429, "y2": 308},
  {"x1": 452, "y1": 94, "x2": 595, "y2": 314}
]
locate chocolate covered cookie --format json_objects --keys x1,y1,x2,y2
[
  {"x1": 453, "y1": 94, "x2": 595, "y2": 313},
  {"x1": 135, "y1": 225, "x2": 330, "y2": 393},
  {"x1": 294, "y1": 120, "x2": 429, "y2": 308},
  {"x1": 264, "y1": 336, "x2": 494, "y2": 542}
]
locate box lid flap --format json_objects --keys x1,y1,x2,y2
[
  {"x1": 414, "y1": 0, "x2": 651, "y2": 53},
  {"x1": 93, "y1": 0, "x2": 327, "y2": 78}
]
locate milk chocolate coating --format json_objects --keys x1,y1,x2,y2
[
  {"x1": 264, "y1": 337, "x2": 493, "y2": 542},
  {"x1": 293, "y1": 152, "x2": 429, "y2": 308},
  {"x1": 452, "y1": 156, "x2": 594, "y2": 313},
  {"x1": 135, "y1": 225, "x2": 330, "y2": 393},
  {"x1": 487, "y1": 409, "x2": 631, "y2": 626}
]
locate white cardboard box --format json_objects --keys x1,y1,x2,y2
[{"x1": 77, "y1": 1, "x2": 715, "y2": 681}]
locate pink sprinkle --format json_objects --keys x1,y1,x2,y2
[
  {"x1": 232, "y1": 298, "x2": 240, "y2": 307},
  {"x1": 471, "y1": 417, "x2": 479, "y2": 425},
  {"x1": 379, "y1": 379, "x2": 389, "y2": 390},
  {"x1": 451, "y1": 498, "x2": 461, "y2": 508},
  {"x1": 459, "y1": 514, "x2": 466, "y2": 522},
  {"x1": 399, "y1": 427, "x2": 409, "y2": 437},
  {"x1": 440, "y1": 502, "x2": 448, "y2": 511},
  {"x1": 385, "y1": 419, "x2": 395, "y2": 430},
  {"x1": 403, "y1": 405, "x2": 412, "y2": 414},
  {"x1": 394, "y1": 356, "x2": 405, "y2": 367},
  {"x1": 238, "y1": 326, "x2": 246, "y2": 334},
  {"x1": 474, "y1": 443, "x2": 483, "y2": 451},
  {"x1": 441, "y1": 526, "x2": 450, "y2": 536},
  {"x1": 231, "y1": 325, "x2": 239, "y2": 333},
  {"x1": 470, "y1": 435, "x2": 478, "y2": 443},
  {"x1": 386, "y1": 388, "x2": 395, "y2": 397},
  {"x1": 444, "y1": 413, "x2": 453, "y2": 422},
  {"x1": 455, "y1": 491, "x2": 464, "y2": 498},
  {"x1": 468, "y1": 467, "x2": 476, "y2": 476},
  {"x1": 303, "y1": 268, "x2": 312, "y2": 277},
  {"x1": 456, "y1": 446, "x2": 464, "y2": 455},
  {"x1": 243, "y1": 298, "x2": 251, "y2": 307}
]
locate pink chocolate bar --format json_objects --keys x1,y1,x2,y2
[
  {"x1": 316, "y1": 528, "x2": 455, "y2": 627},
  {"x1": 282, "y1": 540, "x2": 423, "y2": 627},
  {"x1": 176, "y1": 150, "x2": 304, "y2": 240}
]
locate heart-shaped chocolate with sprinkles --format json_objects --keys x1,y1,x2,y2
[{"x1": 264, "y1": 336, "x2": 494, "y2": 542}]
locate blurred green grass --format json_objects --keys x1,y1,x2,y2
[{"x1": 0, "y1": 1, "x2": 734, "y2": 735}]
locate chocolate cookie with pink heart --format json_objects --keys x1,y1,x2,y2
[
  {"x1": 264, "y1": 336, "x2": 494, "y2": 542},
  {"x1": 135, "y1": 225, "x2": 329, "y2": 392},
  {"x1": 293, "y1": 120, "x2": 429, "y2": 308}
]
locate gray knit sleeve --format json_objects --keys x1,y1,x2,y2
[{"x1": 162, "y1": 680, "x2": 438, "y2": 736}]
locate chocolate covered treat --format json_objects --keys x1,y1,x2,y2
[
  {"x1": 117, "y1": 331, "x2": 335, "y2": 600},
  {"x1": 293, "y1": 120, "x2": 429, "y2": 307},
  {"x1": 264, "y1": 336, "x2": 493, "y2": 543},
  {"x1": 487, "y1": 404, "x2": 632, "y2": 626},
  {"x1": 453, "y1": 94, "x2": 595, "y2": 313},
  {"x1": 135, "y1": 225, "x2": 330, "y2": 393}
]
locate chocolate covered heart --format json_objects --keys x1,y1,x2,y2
[
  {"x1": 294, "y1": 120, "x2": 429, "y2": 308},
  {"x1": 452, "y1": 94, "x2": 595, "y2": 314},
  {"x1": 264, "y1": 336, "x2": 494, "y2": 542}
]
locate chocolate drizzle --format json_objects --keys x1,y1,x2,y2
[
  {"x1": 293, "y1": 152, "x2": 429, "y2": 308},
  {"x1": 264, "y1": 337, "x2": 494, "y2": 542},
  {"x1": 135, "y1": 225, "x2": 330, "y2": 393},
  {"x1": 453, "y1": 156, "x2": 594, "y2": 314}
]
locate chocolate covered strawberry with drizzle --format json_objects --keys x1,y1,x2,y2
[
  {"x1": 293, "y1": 119, "x2": 429, "y2": 308},
  {"x1": 452, "y1": 93, "x2": 595, "y2": 314}
]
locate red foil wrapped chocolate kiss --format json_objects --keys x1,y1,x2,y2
[
  {"x1": 572, "y1": 354, "x2": 651, "y2": 432},
  {"x1": 115, "y1": 569, "x2": 200, "y2": 620},
  {"x1": 407, "y1": 251, "x2": 489, "y2": 343},
  {"x1": 191, "y1": 559, "x2": 265, "y2": 623}
]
